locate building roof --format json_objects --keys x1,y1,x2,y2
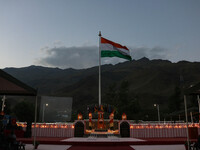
[{"x1": 0, "y1": 69, "x2": 37, "y2": 96}]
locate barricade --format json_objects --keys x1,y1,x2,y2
[
  {"x1": 130, "y1": 123, "x2": 199, "y2": 138},
  {"x1": 16, "y1": 122, "x2": 200, "y2": 138}
]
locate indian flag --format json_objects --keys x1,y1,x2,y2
[{"x1": 100, "y1": 37, "x2": 132, "y2": 61}]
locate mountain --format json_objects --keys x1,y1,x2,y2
[{"x1": 3, "y1": 58, "x2": 200, "y2": 120}]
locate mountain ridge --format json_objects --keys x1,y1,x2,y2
[{"x1": 3, "y1": 58, "x2": 200, "y2": 120}]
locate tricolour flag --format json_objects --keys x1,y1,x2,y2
[{"x1": 100, "y1": 37, "x2": 132, "y2": 61}]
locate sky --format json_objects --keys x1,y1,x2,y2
[{"x1": 0, "y1": 0, "x2": 200, "y2": 69}]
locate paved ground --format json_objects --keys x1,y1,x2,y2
[
  {"x1": 25, "y1": 144, "x2": 185, "y2": 150},
  {"x1": 67, "y1": 145, "x2": 134, "y2": 150},
  {"x1": 21, "y1": 137, "x2": 188, "y2": 150},
  {"x1": 25, "y1": 144, "x2": 71, "y2": 150},
  {"x1": 62, "y1": 137, "x2": 145, "y2": 142},
  {"x1": 131, "y1": 145, "x2": 185, "y2": 150}
]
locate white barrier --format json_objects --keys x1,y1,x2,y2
[
  {"x1": 32, "y1": 127, "x2": 74, "y2": 137},
  {"x1": 17, "y1": 123, "x2": 74, "y2": 137},
  {"x1": 17, "y1": 122, "x2": 200, "y2": 138},
  {"x1": 130, "y1": 123, "x2": 200, "y2": 138}
]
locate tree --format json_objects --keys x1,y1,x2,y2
[
  {"x1": 168, "y1": 86, "x2": 182, "y2": 112},
  {"x1": 104, "y1": 80, "x2": 141, "y2": 119},
  {"x1": 104, "y1": 83, "x2": 117, "y2": 105},
  {"x1": 118, "y1": 80, "x2": 130, "y2": 104}
]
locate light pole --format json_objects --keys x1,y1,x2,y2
[
  {"x1": 154, "y1": 104, "x2": 160, "y2": 123},
  {"x1": 42, "y1": 103, "x2": 48, "y2": 122}
]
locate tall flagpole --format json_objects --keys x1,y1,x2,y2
[
  {"x1": 99, "y1": 31, "x2": 102, "y2": 106},
  {"x1": 198, "y1": 95, "x2": 200, "y2": 123}
]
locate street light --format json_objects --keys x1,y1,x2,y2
[
  {"x1": 42, "y1": 103, "x2": 48, "y2": 122},
  {"x1": 154, "y1": 104, "x2": 160, "y2": 123}
]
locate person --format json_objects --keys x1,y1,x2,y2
[
  {"x1": 0, "y1": 128, "x2": 7, "y2": 149},
  {"x1": 7, "y1": 129, "x2": 18, "y2": 150}
]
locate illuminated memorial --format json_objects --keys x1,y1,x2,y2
[{"x1": 74, "y1": 104, "x2": 130, "y2": 137}]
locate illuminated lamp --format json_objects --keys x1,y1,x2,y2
[
  {"x1": 22, "y1": 123, "x2": 25, "y2": 128},
  {"x1": 72, "y1": 125, "x2": 74, "y2": 129},
  {"x1": 130, "y1": 125, "x2": 134, "y2": 129},
  {"x1": 78, "y1": 113, "x2": 83, "y2": 120},
  {"x1": 189, "y1": 124, "x2": 193, "y2": 127},
  {"x1": 89, "y1": 112, "x2": 92, "y2": 130},
  {"x1": 122, "y1": 113, "x2": 127, "y2": 120},
  {"x1": 89, "y1": 112, "x2": 92, "y2": 119}
]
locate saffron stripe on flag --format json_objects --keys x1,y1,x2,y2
[{"x1": 101, "y1": 37, "x2": 129, "y2": 51}]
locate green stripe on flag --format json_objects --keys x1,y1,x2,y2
[{"x1": 101, "y1": 50, "x2": 132, "y2": 61}]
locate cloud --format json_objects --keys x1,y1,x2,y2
[
  {"x1": 35, "y1": 45, "x2": 169, "y2": 69},
  {"x1": 131, "y1": 46, "x2": 168, "y2": 60},
  {"x1": 36, "y1": 46, "x2": 99, "y2": 69}
]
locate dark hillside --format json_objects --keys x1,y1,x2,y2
[{"x1": 3, "y1": 58, "x2": 200, "y2": 121}]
